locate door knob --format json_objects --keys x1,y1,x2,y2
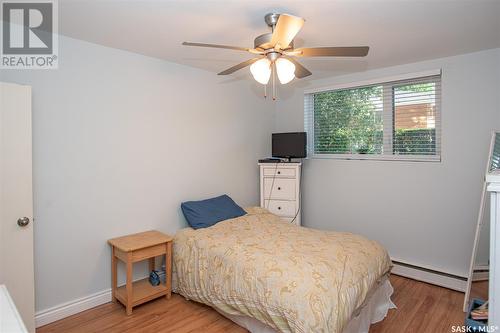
[{"x1": 17, "y1": 217, "x2": 30, "y2": 227}]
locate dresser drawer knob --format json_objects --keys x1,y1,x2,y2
[
  {"x1": 278, "y1": 207, "x2": 281, "y2": 210},
  {"x1": 278, "y1": 187, "x2": 281, "y2": 190},
  {"x1": 277, "y1": 171, "x2": 281, "y2": 174}
]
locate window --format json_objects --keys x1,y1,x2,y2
[{"x1": 304, "y1": 71, "x2": 441, "y2": 161}]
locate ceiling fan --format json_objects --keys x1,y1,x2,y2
[{"x1": 183, "y1": 13, "x2": 369, "y2": 100}]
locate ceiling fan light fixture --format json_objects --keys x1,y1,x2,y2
[
  {"x1": 275, "y1": 57, "x2": 296, "y2": 84},
  {"x1": 250, "y1": 58, "x2": 271, "y2": 84},
  {"x1": 183, "y1": 13, "x2": 370, "y2": 99}
]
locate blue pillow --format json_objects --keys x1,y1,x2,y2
[{"x1": 181, "y1": 194, "x2": 247, "y2": 229}]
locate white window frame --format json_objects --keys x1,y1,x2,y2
[{"x1": 304, "y1": 69, "x2": 442, "y2": 162}]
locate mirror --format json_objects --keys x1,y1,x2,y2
[{"x1": 464, "y1": 131, "x2": 499, "y2": 311}]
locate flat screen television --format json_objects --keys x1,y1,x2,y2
[{"x1": 272, "y1": 132, "x2": 307, "y2": 160}]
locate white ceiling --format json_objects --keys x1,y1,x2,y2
[{"x1": 59, "y1": 0, "x2": 500, "y2": 80}]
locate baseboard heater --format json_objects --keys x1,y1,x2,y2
[{"x1": 391, "y1": 260, "x2": 467, "y2": 292}]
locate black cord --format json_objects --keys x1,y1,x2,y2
[{"x1": 290, "y1": 159, "x2": 303, "y2": 225}]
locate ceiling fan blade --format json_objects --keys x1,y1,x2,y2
[
  {"x1": 270, "y1": 14, "x2": 305, "y2": 50},
  {"x1": 285, "y1": 57, "x2": 312, "y2": 79},
  {"x1": 293, "y1": 46, "x2": 369, "y2": 57},
  {"x1": 218, "y1": 58, "x2": 260, "y2": 75},
  {"x1": 182, "y1": 42, "x2": 262, "y2": 54}
]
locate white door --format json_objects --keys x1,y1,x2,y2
[{"x1": 0, "y1": 82, "x2": 34, "y2": 332}]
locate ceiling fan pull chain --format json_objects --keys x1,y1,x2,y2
[{"x1": 264, "y1": 83, "x2": 267, "y2": 99}]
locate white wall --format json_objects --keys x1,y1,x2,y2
[
  {"x1": 0, "y1": 36, "x2": 274, "y2": 312},
  {"x1": 274, "y1": 48, "x2": 500, "y2": 277}
]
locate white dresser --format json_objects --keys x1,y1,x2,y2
[{"x1": 259, "y1": 162, "x2": 301, "y2": 225}]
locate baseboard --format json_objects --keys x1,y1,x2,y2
[
  {"x1": 474, "y1": 264, "x2": 489, "y2": 271},
  {"x1": 35, "y1": 274, "x2": 150, "y2": 328},
  {"x1": 472, "y1": 265, "x2": 489, "y2": 281},
  {"x1": 392, "y1": 260, "x2": 467, "y2": 292},
  {"x1": 35, "y1": 288, "x2": 112, "y2": 328}
]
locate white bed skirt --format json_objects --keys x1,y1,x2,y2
[{"x1": 215, "y1": 279, "x2": 396, "y2": 333}]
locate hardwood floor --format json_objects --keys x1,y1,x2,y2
[
  {"x1": 37, "y1": 275, "x2": 466, "y2": 333},
  {"x1": 370, "y1": 275, "x2": 466, "y2": 333}
]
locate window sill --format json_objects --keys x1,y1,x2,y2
[{"x1": 308, "y1": 154, "x2": 441, "y2": 162}]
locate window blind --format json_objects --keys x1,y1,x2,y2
[{"x1": 304, "y1": 73, "x2": 441, "y2": 161}]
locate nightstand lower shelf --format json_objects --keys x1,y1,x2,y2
[{"x1": 115, "y1": 278, "x2": 168, "y2": 308}]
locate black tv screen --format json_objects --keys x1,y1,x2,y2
[{"x1": 272, "y1": 132, "x2": 307, "y2": 159}]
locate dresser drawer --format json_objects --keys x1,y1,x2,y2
[
  {"x1": 265, "y1": 200, "x2": 296, "y2": 217},
  {"x1": 263, "y1": 178, "x2": 296, "y2": 200},
  {"x1": 262, "y1": 167, "x2": 296, "y2": 177}
]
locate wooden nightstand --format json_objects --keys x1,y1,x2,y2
[{"x1": 108, "y1": 230, "x2": 173, "y2": 315}]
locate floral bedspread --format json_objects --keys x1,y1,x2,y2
[{"x1": 172, "y1": 207, "x2": 391, "y2": 333}]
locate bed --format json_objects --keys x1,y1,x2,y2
[{"x1": 173, "y1": 207, "x2": 394, "y2": 333}]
